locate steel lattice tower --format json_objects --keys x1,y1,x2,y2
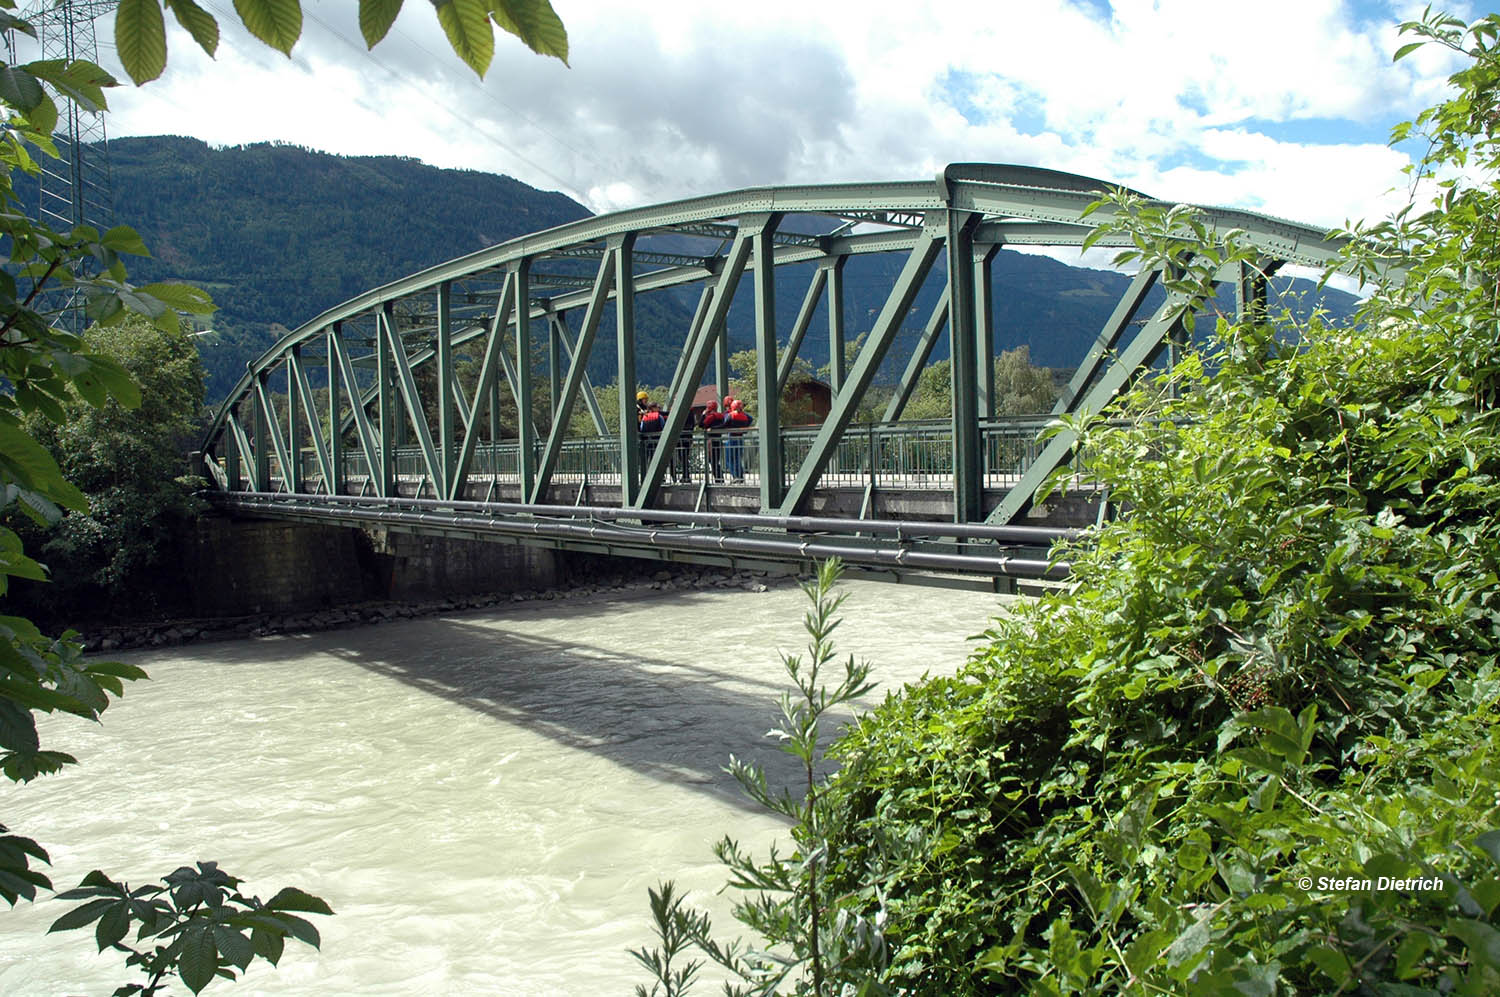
[{"x1": 25, "y1": 0, "x2": 118, "y2": 234}]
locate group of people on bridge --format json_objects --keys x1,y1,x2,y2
[{"x1": 636, "y1": 390, "x2": 753, "y2": 484}]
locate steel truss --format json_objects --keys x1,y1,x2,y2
[{"x1": 201, "y1": 164, "x2": 1349, "y2": 582}]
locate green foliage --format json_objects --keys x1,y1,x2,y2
[
  {"x1": 898, "y1": 346, "x2": 1059, "y2": 420},
  {"x1": 791, "y1": 10, "x2": 1500, "y2": 995},
  {"x1": 640, "y1": 10, "x2": 1500, "y2": 995},
  {"x1": 50, "y1": 863, "x2": 332, "y2": 996},
  {"x1": 6, "y1": 0, "x2": 475, "y2": 987},
  {"x1": 15, "y1": 315, "x2": 208, "y2": 622},
  {"x1": 2, "y1": 0, "x2": 211, "y2": 917},
  {"x1": 635, "y1": 560, "x2": 885, "y2": 996},
  {"x1": 106, "y1": 0, "x2": 567, "y2": 84}
]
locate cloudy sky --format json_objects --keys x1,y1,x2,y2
[{"x1": 87, "y1": 0, "x2": 1472, "y2": 232}]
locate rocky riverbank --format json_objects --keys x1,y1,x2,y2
[{"x1": 79, "y1": 563, "x2": 795, "y2": 653}]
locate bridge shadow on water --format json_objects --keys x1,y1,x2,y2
[{"x1": 277, "y1": 590, "x2": 842, "y2": 814}]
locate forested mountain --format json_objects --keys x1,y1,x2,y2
[
  {"x1": 76, "y1": 137, "x2": 1354, "y2": 402},
  {"x1": 100, "y1": 137, "x2": 591, "y2": 400}
]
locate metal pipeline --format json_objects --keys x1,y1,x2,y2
[
  {"x1": 222, "y1": 490, "x2": 1082, "y2": 545},
  {"x1": 215, "y1": 493, "x2": 1070, "y2": 581}
]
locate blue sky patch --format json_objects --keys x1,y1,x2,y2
[
  {"x1": 1243, "y1": 115, "x2": 1395, "y2": 148},
  {"x1": 937, "y1": 69, "x2": 1048, "y2": 135},
  {"x1": 938, "y1": 68, "x2": 986, "y2": 126}
]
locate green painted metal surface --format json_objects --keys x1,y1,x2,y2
[{"x1": 201, "y1": 165, "x2": 1357, "y2": 564}]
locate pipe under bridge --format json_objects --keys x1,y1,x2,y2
[{"x1": 199, "y1": 164, "x2": 1345, "y2": 589}]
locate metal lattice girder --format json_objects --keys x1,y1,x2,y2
[
  {"x1": 775, "y1": 265, "x2": 827, "y2": 396},
  {"x1": 226, "y1": 411, "x2": 255, "y2": 491},
  {"x1": 883, "y1": 286, "x2": 950, "y2": 423},
  {"x1": 776, "y1": 214, "x2": 946, "y2": 516},
  {"x1": 548, "y1": 314, "x2": 563, "y2": 412},
  {"x1": 376, "y1": 304, "x2": 397, "y2": 496},
  {"x1": 450, "y1": 273, "x2": 517, "y2": 496},
  {"x1": 205, "y1": 166, "x2": 1350, "y2": 459},
  {"x1": 545, "y1": 244, "x2": 711, "y2": 269},
  {"x1": 753, "y1": 217, "x2": 785, "y2": 509},
  {"x1": 533, "y1": 250, "x2": 615, "y2": 501},
  {"x1": 635, "y1": 219, "x2": 765, "y2": 508},
  {"x1": 615, "y1": 234, "x2": 641, "y2": 504},
  {"x1": 329, "y1": 323, "x2": 384, "y2": 494},
  {"x1": 326, "y1": 324, "x2": 345, "y2": 495},
  {"x1": 201, "y1": 163, "x2": 1362, "y2": 535},
  {"x1": 1236, "y1": 257, "x2": 1277, "y2": 322},
  {"x1": 437, "y1": 282, "x2": 457, "y2": 496},
  {"x1": 514, "y1": 260, "x2": 536, "y2": 498},
  {"x1": 550, "y1": 313, "x2": 611, "y2": 436},
  {"x1": 289, "y1": 343, "x2": 334, "y2": 493},
  {"x1": 974, "y1": 242, "x2": 1000, "y2": 420},
  {"x1": 378, "y1": 306, "x2": 443, "y2": 493},
  {"x1": 947, "y1": 212, "x2": 983, "y2": 523},
  {"x1": 253, "y1": 374, "x2": 292, "y2": 494},
  {"x1": 826, "y1": 255, "x2": 847, "y2": 393},
  {"x1": 986, "y1": 257, "x2": 1253, "y2": 525},
  {"x1": 1053, "y1": 266, "x2": 1160, "y2": 415},
  {"x1": 669, "y1": 221, "x2": 822, "y2": 248},
  {"x1": 666, "y1": 283, "x2": 715, "y2": 406}
]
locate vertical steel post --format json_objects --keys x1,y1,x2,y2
[
  {"x1": 752, "y1": 218, "x2": 784, "y2": 509},
  {"x1": 614, "y1": 234, "x2": 639, "y2": 504},
  {"x1": 252, "y1": 371, "x2": 270, "y2": 492},
  {"x1": 438, "y1": 280, "x2": 453, "y2": 497},
  {"x1": 827, "y1": 256, "x2": 847, "y2": 394},
  {"x1": 514, "y1": 260, "x2": 535, "y2": 499},
  {"x1": 224, "y1": 420, "x2": 241, "y2": 491},
  {"x1": 437, "y1": 282, "x2": 456, "y2": 497},
  {"x1": 285, "y1": 355, "x2": 302, "y2": 493},
  {"x1": 327, "y1": 324, "x2": 344, "y2": 495},
  {"x1": 974, "y1": 243, "x2": 999, "y2": 421},
  {"x1": 490, "y1": 374, "x2": 501, "y2": 467},
  {"x1": 549, "y1": 312, "x2": 564, "y2": 415},
  {"x1": 948, "y1": 211, "x2": 983, "y2": 523},
  {"x1": 1235, "y1": 259, "x2": 1269, "y2": 324},
  {"x1": 377, "y1": 303, "x2": 396, "y2": 497}
]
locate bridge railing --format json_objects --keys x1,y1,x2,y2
[{"x1": 286, "y1": 415, "x2": 1066, "y2": 497}]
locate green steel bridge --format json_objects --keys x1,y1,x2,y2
[{"x1": 199, "y1": 164, "x2": 1346, "y2": 590}]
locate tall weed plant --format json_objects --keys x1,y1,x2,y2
[{"x1": 638, "y1": 10, "x2": 1500, "y2": 995}]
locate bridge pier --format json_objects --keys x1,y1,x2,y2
[{"x1": 184, "y1": 514, "x2": 564, "y2": 616}]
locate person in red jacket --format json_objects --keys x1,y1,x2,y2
[
  {"x1": 637, "y1": 390, "x2": 666, "y2": 471},
  {"x1": 699, "y1": 399, "x2": 724, "y2": 481},
  {"x1": 723, "y1": 398, "x2": 752, "y2": 481}
]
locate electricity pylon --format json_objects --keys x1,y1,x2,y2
[{"x1": 22, "y1": 0, "x2": 120, "y2": 328}]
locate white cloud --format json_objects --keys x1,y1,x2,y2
[{"x1": 75, "y1": 0, "x2": 1469, "y2": 233}]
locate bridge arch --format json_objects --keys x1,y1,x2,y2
[{"x1": 199, "y1": 164, "x2": 1345, "y2": 585}]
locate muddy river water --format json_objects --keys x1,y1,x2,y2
[{"x1": 0, "y1": 578, "x2": 1013, "y2": 995}]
